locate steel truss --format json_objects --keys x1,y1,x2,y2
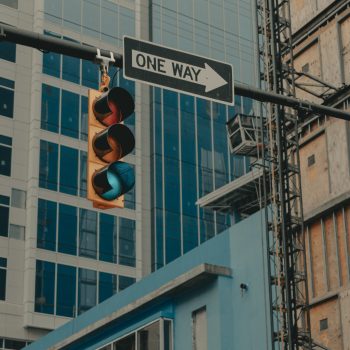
[{"x1": 255, "y1": 0, "x2": 317, "y2": 348}]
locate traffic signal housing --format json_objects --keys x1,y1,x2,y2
[{"x1": 87, "y1": 87, "x2": 135, "y2": 209}]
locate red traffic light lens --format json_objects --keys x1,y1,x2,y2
[{"x1": 93, "y1": 87, "x2": 135, "y2": 126}]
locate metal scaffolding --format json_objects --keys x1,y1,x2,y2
[{"x1": 255, "y1": 0, "x2": 313, "y2": 348}]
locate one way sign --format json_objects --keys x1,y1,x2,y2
[{"x1": 123, "y1": 36, "x2": 234, "y2": 105}]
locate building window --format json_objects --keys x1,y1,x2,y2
[
  {"x1": 124, "y1": 165, "x2": 136, "y2": 210},
  {"x1": 41, "y1": 84, "x2": 59, "y2": 133},
  {"x1": 0, "y1": 195, "x2": 10, "y2": 237},
  {"x1": 99, "y1": 319, "x2": 173, "y2": 350},
  {"x1": 36, "y1": 197, "x2": 137, "y2": 269},
  {"x1": 99, "y1": 272, "x2": 117, "y2": 303},
  {"x1": 42, "y1": 32, "x2": 99, "y2": 89},
  {"x1": 0, "y1": 77, "x2": 14, "y2": 119},
  {"x1": 37, "y1": 199, "x2": 57, "y2": 251},
  {"x1": 138, "y1": 321, "x2": 160, "y2": 350},
  {"x1": 0, "y1": 41, "x2": 16, "y2": 62},
  {"x1": 43, "y1": 2, "x2": 135, "y2": 46},
  {"x1": 99, "y1": 213, "x2": 118, "y2": 263},
  {"x1": 302, "y1": 63, "x2": 309, "y2": 73},
  {"x1": 40, "y1": 84, "x2": 91, "y2": 142},
  {"x1": 164, "y1": 319, "x2": 173, "y2": 350},
  {"x1": 119, "y1": 218, "x2": 136, "y2": 267},
  {"x1": 79, "y1": 209, "x2": 97, "y2": 259},
  {"x1": 61, "y1": 90, "x2": 79, "y2": 138},
  {"x1": 192, "y1": 307, "x2": 207, "y2": 350},
  {"x1": 42, "y1": 31, "x2": 61, "y2": 77},
  {"x1": 3, "y1": 338, "x2": 28, "y2": 349},
  {"x1": 56, "y1": 264, "x2": 76, "y2": 317},
  {"x1": 308, "y1": 154, "x2": 315, "y2": 167},
  {"x1": 119, "y1": 275, "x2": 135, "y2": 291},
  {"x1": 59, "y1": 145, "x2": 78, "y2": 195},
  {"x1": 0, "y1": 257, "x2": 7, "y2": 300},
  {"x1": 80, "y1": 96, "x2": 88, "y2": 141},
  {"x1": 35, "y1": 260, "x2": 55, "y2": 314},
  {"x1": 58, "y1": 204, "x2": 77, "y2": 255},
  {"x1": 0, "y1": 135, "x2": 12, "y2": 176},
  {"x1": 11, "y1": 188, "x2": 26, "y2": 208},
  {"x1": 39, "y1": 140, "x2": 87, "y2": 196},
  {"x1": 82, "y1": 59, "x2": 99, "y2": 89},
  {"x1": 115, "y1": 334, "x2": 135, "y2": 349},
  {"x1": 62, "y1": 38, "x2": 80, "y2": 84},
  {"x1": 9, "y1": 224, "x2": 25, "y2": 240},
  {"x1": 39, "y1": 140, "x2": 58, "y2": 190},
  {"x1": 99, "y1": 345, "x2": 112, "y2": 350},
  {"x1": 320, "y1": 318, "x2": 328, "y2": 331},
  {"x1": 0, "y1": 0, "x2": 18, "y2": 8},
  {"x1": 79, "y1": 150, "x2": 87, "y2": 197},
  {"x1": 78, "y1": 268, "x2": 97, "y2": 315}
]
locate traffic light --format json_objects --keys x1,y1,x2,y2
[{"x1": 87, "y1": 87, "x2": 135, "y2": 209}]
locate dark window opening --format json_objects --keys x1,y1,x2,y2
[
  {"x1": 307, "y1": 154, "x2": 315, "y2": 167},
  {"x1": 0, "y1": 195, "x2": 10, "y2": 237},
  {"x1": 0, "y1": 82, "x2": 14, "y2": 119},
  {"x1": 0, "y1": 41, "x2": 16, "y2": 62},
  {"x1": 0, "y1": 257, "x2": 7, "y2": 300},
  {"x1": 320, "y1": 318, "x2": 328, "y2": 331},
  {"x1": 302, "y1": 63, "x2": 309, "y2": 73}
]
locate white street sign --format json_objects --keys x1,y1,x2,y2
[{"x1": 124, "y1": 36, "x2": 234, "y2": 105}]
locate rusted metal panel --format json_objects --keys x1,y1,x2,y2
[
  {"x1": 300, "y1": 131, "x2": 330, "y2": 214},
  {"x1": 323, "y1": 214, "x2": 340, "y2": 290},
  {"x1": 310, "y1": 298, "x2": 343, "y2": 350},
  {"x1": 340, "y1": 16, "x2": 350, "y2": 84},
  {"x1": 335, "y1": 208, "x2": 349, "y2": 286},
  {"x1": 306, "y1": 226, "x2": 315, "y2": 298},
  {"x1": 309, "y1": 220, "x2": 328, "y2": 298},
  {"x1": 340, "y1": 289, "x2": 350, "y2": 349}
]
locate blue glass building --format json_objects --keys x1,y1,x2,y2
[
  {"x1": 150, "y1": 0, "x2": 256, "y2": 269},
  {"x1": 0, "y1": 0, "x2": 258, "y2": 346}
]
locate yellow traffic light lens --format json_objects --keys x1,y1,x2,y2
[{"x1": 92, "y1": 124, "x2": 135, "y2": 162}]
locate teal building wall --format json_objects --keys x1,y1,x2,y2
[{"x1": 25, "y1": 211, "x2": 271, "y2": 350}]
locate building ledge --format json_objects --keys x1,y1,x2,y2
[
  {"x1": 304, "y1": 190, "x2": 350, "y2": 223},
  {"x1": 49, "y1": 263, "x2": 232, "y2": 350},
  {"x1": 309, "y1": 291, "x2": 338, "y2": 308},
  {"x1": 196, "y1": 168, "x2": 267, "y2": 216}
]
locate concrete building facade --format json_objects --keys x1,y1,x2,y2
[
  {"x1": 0, "y1": 0, "x2": 258, "y2": 348},
  {"x1": 291, "y1": 1, "x2": 350, "y2": 349}
]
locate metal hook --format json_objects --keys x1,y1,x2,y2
[{"x1": 96, "y1": 48, "x2": 115, "y2": 74}]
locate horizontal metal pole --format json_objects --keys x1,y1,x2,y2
[
  {"x1": 235, "y1": 82, "x2": 350, "y2": 121},
  {"x1": 1, "y1": 23, "x2": 350, "y2": 121},
  {"x1": 0, "y1": 23, "x2": 123, "y2": 67}
]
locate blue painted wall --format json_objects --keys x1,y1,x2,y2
[{"x1": 26, "y1": 211, "x2": 271, "y2": 350}]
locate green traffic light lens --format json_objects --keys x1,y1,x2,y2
[{"x1": 92, "y1": 162, "x2": 135, "y2": 201}]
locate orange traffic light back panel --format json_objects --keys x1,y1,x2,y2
[{"x1": 87, "y1": 89, "x2": 124, "y2": 209}]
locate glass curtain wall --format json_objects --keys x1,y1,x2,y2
[
  {"x1": 151, "y1": 0, "x2": 257, "y2": 269},
  {"x1": 33, "y1": 0, "x2": 138, "y2": 317}
]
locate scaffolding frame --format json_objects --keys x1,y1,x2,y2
[{"x1": 255, "y1": 0, "x2": 313, "y2": 348}]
